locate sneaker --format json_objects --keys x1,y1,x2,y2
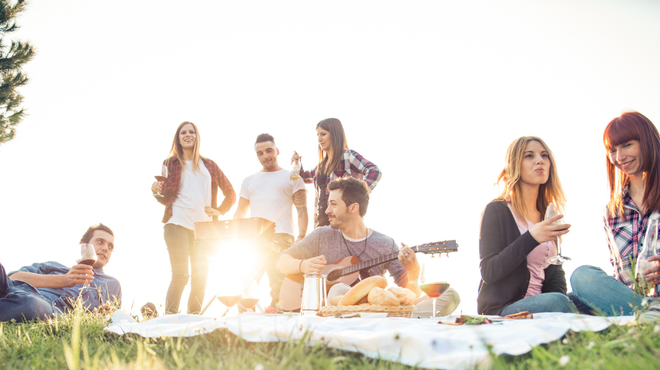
[{"x1": 638, "y1": 297, "x2": 660, "y2": 324}]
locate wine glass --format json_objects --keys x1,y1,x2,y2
[
  {"x1": 76, "y1": 243, "x2": 97, "y2": 287},
  {"x1": 635, "y1": 219, "x2": 659, "y2": 296},
  {"x1": 237, "y1": 280, "x2": 260, "y2": 313},
  {"x1": 217, "y1": 284, "x2": 243, "y2": 317},
  {"x1": 545, "y1": 202, "x2": 571, "y2": 265},
  {"x1": 77, "y1": 243, "x2": 97, "y2": 267},
  {"x1": 153, "y1": 163, "x2": 168, "y2": 198},
  {"x1": 418, "y1": 254, "x2": 450, "y2": 319}
]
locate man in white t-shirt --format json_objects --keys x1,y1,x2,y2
[{"x1": 234, "y1": 133, "x2": 308, "y2": 309}]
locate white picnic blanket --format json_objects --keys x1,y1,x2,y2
[{"x1": 104, "y1": 311, "x2": 634, "y2": 369}]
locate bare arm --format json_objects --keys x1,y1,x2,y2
[
  {"x1": 233, "y1": 197, "x2": 250, "y2": 219},
  {"x1": 292, "y1": 189, "x2": 308, "y2": 243},
  {"x1": 10, "y1": 264, "x2": 94, "y2": 288},
  {"x1": 276, "y1": 253, "x2": 327, "y2": 275}
]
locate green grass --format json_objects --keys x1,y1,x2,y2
[{"x1": 0, "y1": 307, "x2": 659, "y2": 369}]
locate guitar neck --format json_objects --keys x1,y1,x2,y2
[
  {"x1": 338, "y1": 242, "x2": 455, "y2": 277},
  {"x1": 341, "y1": 252, "x2": 399, "y2": 276}
]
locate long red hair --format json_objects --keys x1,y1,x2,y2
[{"x1": 604, "y1": 111, "x2": 660, "y2": 218}]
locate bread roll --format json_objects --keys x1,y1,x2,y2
[
  {"x1": 356, "y1": 295, "x2": 369, "y2": 305},
  {"x1": 329, "y1": 295, "x2": 344, "y2": 306},
  {"x1": 339, "y1": 276, "x2": 388, "y2": 306},
  {"x1": 368, "y1": 287, "x2": 400, "y2": 306},
  {"x1": 387, "y1": 286, "x2": 417, "y2": 306}
]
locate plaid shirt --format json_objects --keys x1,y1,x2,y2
[
  {"x1": 155, "y1": 157, "x2": 236, "y2": 223},
  {"x1": 300, "y1": 149, "x2": 381, "y2": 227},
  {"x1": 604, "y1": 186, "x2": 659, "y2": 296}
]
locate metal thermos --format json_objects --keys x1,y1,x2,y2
[{"x1": 300, "y1": 273, "x2": 328, "y2": 316}]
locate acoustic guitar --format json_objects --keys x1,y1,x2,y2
[{"x1": 279, "y1": 240, "x2": 458, "y2": 311}]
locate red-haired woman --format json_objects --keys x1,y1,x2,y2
[
  {"x1": 570, "y1": 112, "x2": 660, "y2": 317},
  {"x1": 151, "y1": 121, "x2": 236, "y2": 315},
  {"x1": 292, "y1": 118, "x2": 382, "y2": 228},
  {"x1": 478, "y1": 136, "x2": 575, "y2": 315}
]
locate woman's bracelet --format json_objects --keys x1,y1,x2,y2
[{"x1": 298, "y1": 259, "x2": 304, "y2": 272}]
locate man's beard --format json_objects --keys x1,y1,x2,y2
[{"x1": 329, "y1": 213, "x2": 350, "y2": 229}]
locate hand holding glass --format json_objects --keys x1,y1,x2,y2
[
  {"x1": 153, "y1": 164, "x2": 168, "y2": 198},
  {"x1": 545, "y1": 202, "x2": 571, "y2": 265},
  {"x1": 635, "y1": 219, "x2": 659, "y2": 296}
]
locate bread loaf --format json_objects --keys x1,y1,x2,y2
[
  {"x1": 338, "y1": 276, "x2": 388, "y2": 306},
  {"x1": 329, "y1": 295, "x2": 344, "y2": 306},
  {"x1": 387, "y1": 286, "x2": 417, "y2": 306},
  {"x1": 367, "y1": 287, "x2": 400, "y2": 306}
]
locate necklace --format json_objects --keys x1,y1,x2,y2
[{"x1": 341, "y1": 227, "x2": 369, "y2": 259}]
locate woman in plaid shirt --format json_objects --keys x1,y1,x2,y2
[
  {"x1": 151, "y1": 121, "x2": 236, "y2": 315},
  {"x1": 291, "y1": 118, "x2": 382, "y2": 228},
  {"x1": 570, "y1": 112, "x2": 660, "y2": 316}
]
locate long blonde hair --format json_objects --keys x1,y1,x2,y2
[
  {"x1": 496, "y1": 136, "x2": 566, "y2": 221},
  {"x1": 169, "y1": 121, "x2": 204, "y2": 172}
]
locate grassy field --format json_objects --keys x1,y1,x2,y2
[{"x1": 1, "y1": 307, "x2": 659, "y2": 370}]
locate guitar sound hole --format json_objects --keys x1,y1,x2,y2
[{"x1": 327, "y1": 270, "x2": 341, "y2": 282}]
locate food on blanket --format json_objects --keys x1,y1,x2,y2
[
  {"x1": 339, "y1": 276, "x2": 388, "y2": 306},
  {"x1": 438, "y1": 315, "x2": 492, "y2": 325},
  {"x1": 387, "y1": 286, "x2": 416, "y2": 305},
  {"x1": 356, "y1": 295, "x2": 370, "y2": 305},
  {"x1": 500, "y1": 311, "x2": 533, "y2": 319},
  {"x1": 330, "y1": 295, "x2": 344, "y2": 306},
  {"x1": 368, "y1": 287, "x2": 400, "y2": 306},
  {"x1": 419, "y1": 282, "x2": 450, "y2": 298}
]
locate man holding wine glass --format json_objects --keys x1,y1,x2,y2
[
  {"x1": 233, "y1": 133, "x2": 308, "y2": 311},
  {"x1": 0, "y1": 224, "x2": 121, "y2": 322}
]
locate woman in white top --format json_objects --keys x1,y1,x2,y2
[{"x1": 151, "y1": 121, "x2": 235, "y2": 314}]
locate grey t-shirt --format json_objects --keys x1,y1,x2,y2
[{"x1": 281, "y1": 226, "x2": 408, "y2": 286}]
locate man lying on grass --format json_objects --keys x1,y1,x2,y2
[{"x1": 0, "y1": 224, "x2": 121, "y2": 322}]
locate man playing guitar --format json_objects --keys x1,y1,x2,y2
[{"x1": 276, "y1": 177, "x2": 422, "y2": 297}]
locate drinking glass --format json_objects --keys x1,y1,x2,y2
[
  {"x1": 76, "y1": 243, "x2": 97, "y2": 287},
  {"x1": 77, "y1": 243, "x2": 97, "y2": 266},
  {"x1": 635, "y1": 219, "x2": 659, "y2": 296},
  {"x1": 545, "y1": 202, "x2": 571, "y2": 265},
  {"x1": 418, "y1": 254, "x2": 450, "y2": 319},
  {"x1": 237, "y1": 280, "x2": 260, "y2": 313},
  {"x1": 217, "y1": 284, "x2": 243, "y2": 316},
  {"x1": 153, "y1": 163, "x2": 168, "y2": 198}
]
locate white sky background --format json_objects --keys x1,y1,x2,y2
[{"x1": 1, "y1": 0, "x2": 659, "y2": 315}]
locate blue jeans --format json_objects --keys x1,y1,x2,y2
[
  {"x1": 0, "y1": 263, "x2": 54, "y2": 322},
  {"x1": 164, "y1": 224, "x2": 210, "y2": 315},
  {"x1": 500, "y1": 292, "x2": 577, "y2": 316},
  {"x1": 570, "y1": 265, "x2": 644, "y2": 316}
]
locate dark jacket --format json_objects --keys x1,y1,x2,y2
[{"x1": 477, "y1": 200, "x2": 567, "y2": 315}]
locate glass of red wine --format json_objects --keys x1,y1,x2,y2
[
  {"x1": 238, "y1": 280, "x2": 260, "y2": 313},
  {"x1": 76, "y1": 243, "x2": 97, "y2": 287},
  {"x1": 217, "y1": 284, "x2": 243, "y2": 316},
  {"x1": 419, "y1": 253, "x2": 450, "y2": 319},
  {"x1": 153, "y1": 163, "x2": 168, "y2": 198}
]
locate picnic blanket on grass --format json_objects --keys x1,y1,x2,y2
[{"x1": 104, "y1": 311, "x2": 634, "y2": 369}]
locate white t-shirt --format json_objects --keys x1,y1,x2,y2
[
  {"x1": 168, "y1": 160, "x2": 212, "y2": 230},
  {"x1": 239, "y1": 169, "x2": 306, "y2": 236}
]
